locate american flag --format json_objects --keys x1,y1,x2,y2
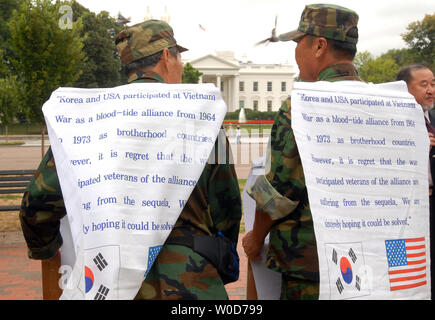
[
  {"x1": 385, "y1": 237, "x2": 427, "y2": 291},
  {"x1": 145, "y1": 245, "x2": 162, "y2": 277}
]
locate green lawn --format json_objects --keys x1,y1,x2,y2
[{"x1": 0, "y1": 123, "x2": 42, "y2": 135}]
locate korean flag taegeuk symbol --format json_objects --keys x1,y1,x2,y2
[
  {"x1": 84, "y1": 245, "x2": 120, "y2": 300},
  {"x1": 324, "y1": 242, "x2": 370, "y2": 299}
]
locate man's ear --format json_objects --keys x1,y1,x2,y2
[
  {"x1": 160, "y1": 48, "x2": 171, "y2": 69},
  {"x1": 314, "y1": 37, "x2": 328, "y2": 58}
]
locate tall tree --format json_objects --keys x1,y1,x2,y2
[
  {"x1": 0, "y1": 76, "x2": 20, "y2": 139},
  {"x1": 380, "y1": 48, "x2": 415, "y2": 68},
  {"x1": 355, "y1": 51, "x2": 400, "y2": 84},
  {"x1": 402, "y1": 13, "x2": 435, "y2": 69},
  {"x1": 8, "y1": 0, "x2": 84, "y2": 156},
  {"x1": 182, "y1": 62, "x2": 203, "y2": 84},
  {"x1": 0, "y1": 0, "x2": 23, "y2": 74},
  {"x1": 72, "y1": 1, "x2": 123, "y2": 88}
]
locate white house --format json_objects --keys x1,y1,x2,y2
[{"x1": 187, "y1": 51, "x2": 296, "y2": 112}]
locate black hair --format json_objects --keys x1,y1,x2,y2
[
  {"x1": 396, "y1": 64, "x2": 430, "y2": 85},
  {"x1": 328, "y1": 39, "x2": 357, "y2": 60}
]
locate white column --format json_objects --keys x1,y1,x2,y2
[
  {"x1": 232, "y1": 74, "x2": 239, "y2": 112},
  {"x1": 216, "y1": 74, "x2": 221, "y2": 91},
  {"x1": 198, "y1": 75, "x2": 203, "y2": 84}
]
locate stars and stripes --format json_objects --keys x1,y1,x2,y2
[
  {"x1": 385, "y1": 237, "x2": 427, "y2": 291},
  {"x1": 145, "y1": 245, "x2": 163, "y2": 276}
]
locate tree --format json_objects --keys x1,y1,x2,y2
[
  {"x1": 8, "y1": 0, "x2": 84, "y2": 156},
  {"x1": 0, "y1": 0, "x2": 23, "y2": 75},
  {"x1": 402, "y1": 13, "x2": 435, "y2": 69},
  {"x1": 354, "y1": 51, "x2": 400, "y2": 83},
  {"x1": 0, "y1": 76, "x2": 20, "y2": 139},
  {"x1": 182, "y1": 62, "x2": 203, "y2": 84},
  {"x1": 72, "y1": 1, "x2": 123, "y2": 88},
  {"x1": 381, "y1": 48, "x2": 415, "y2": 68}
]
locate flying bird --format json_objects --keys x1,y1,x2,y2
[
  {"x1": 255, "y1": 15, "x2": 279, "y2": 46},
  {"x1": 116, "y1": 13, "x2": 131, "y2": 26}
]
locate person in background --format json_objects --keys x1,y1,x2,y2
[{"x1": 396, "y1": 64, "x2": 435, "y2": 300}]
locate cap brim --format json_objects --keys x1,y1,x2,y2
[
  {"x1": 176, "y1": 44, "x2": 188, "y2": 53},
  {"x1": 279, "y1": 30, "x2": 306, "y2": 42}
]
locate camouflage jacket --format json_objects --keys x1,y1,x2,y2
[
  {"x1": 20, "y1": 71, "x2": 242, "y2": 261},
  {"x1": 247, "y1": 63, "x2": 361, "y2": 281}
]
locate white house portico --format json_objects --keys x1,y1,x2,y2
[{"x1": 188, "y1": 51, "x2": 296, "y2": 112}]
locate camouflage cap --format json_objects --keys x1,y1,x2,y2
[
  {"x1": 279, "y1": 3, "x2": 359, "y2": 44},
  {"x1": 115, "y1": 19, "x2": 188, "y2": 66}
]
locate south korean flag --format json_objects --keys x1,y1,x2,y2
[
  {"x1": 83, "y1": 245, "x2": 121, "y2": 300},
  {"x1": 324, "y1": 242, "x2": 371, "y2": 299}
]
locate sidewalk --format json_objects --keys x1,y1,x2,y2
[
  {"x1": 0, "y1": 231, "x2": 247, "y2": 300},
  {"x1": 0, "y1": 231, "x2": 42, "y2": 300}
]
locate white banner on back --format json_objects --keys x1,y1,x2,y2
[
  {"x1": 42, "y1": 83, "x2": 226, "y2": 300},
  {"x1": 291, "y1": 80, "x2": 431, "y2": 300}
]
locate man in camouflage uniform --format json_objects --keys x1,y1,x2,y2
[
  {"x1": 242, "y1": 4, "x2": 362, "y2": 300},
  {"x1": 20, "y1": 20, "x2": 242, "y2": 300}
]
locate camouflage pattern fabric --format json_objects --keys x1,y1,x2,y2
[
  {"x1": 19, "y1": 147, "x2": 65, "y2": 260},
  {"x1": 20, "y1": 71, "x2": 242, "y2": 300},
  {"x1": 281, "y1": 274, "x2": 320, "y2": 300},
  {"x1": 115, "y1": 19, "x2": 187, "y2": 67},
  {"x1": 279, "y1": 3, "x2": 359, "y2": 44},
  {"x1": 247, "y1": 63, "x2": 361, "y2": 299},
  {"x1": 134, "y1": 72, "x2": 241, "y2": 299}
]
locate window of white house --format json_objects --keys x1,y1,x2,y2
[
  {"x1": 253, "y1": 81, "x2": 258, "y2": 92},
  {"x1": 267, "y1": 81, "x2": 272, "y2": 92},
  {"x1": 253, "y1": 100, "x2": 258, "y2": 111},
  {"x1": 239, "y1": 81, "x2": 244, "y2": 92},
  {"x1": 281, "y1": 82, "x2": 286, "y2": 92}
]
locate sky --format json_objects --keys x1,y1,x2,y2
[{"x1": 83, "y1": 0, "x2": 434, "y2": 68}]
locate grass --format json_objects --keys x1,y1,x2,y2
[
  {"x1": 0, "y1": 194, "x2": 22, "y2": 232},
  {"x1": 0, "y1": 123, "x2": 42, "y2": 135},
  {"x1": 0, "y1": 195, "x2": 22, "y2": 201},
  {"x1": 0, "y1": 141, "x2": 25, "y2": 146}
]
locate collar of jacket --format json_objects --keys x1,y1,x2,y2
[
  {"x1": 128, "y1": 70, "x2": 166, "y2": 84},
  {"x1": 318, "y1": 63, "x2": 361, "y2": 81}
]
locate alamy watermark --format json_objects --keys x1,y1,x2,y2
[{"x1": 58, "y1": 5, "x2": 73, "y2": 30}]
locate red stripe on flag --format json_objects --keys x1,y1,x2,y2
[
  {"x1": 389, "y1": 266, "x2": 426, "y2": 275},
  {"x1": 407, "y1": 259, "x2": 426, "y2": 265},
  {"x1": 390, "y1": 281, "x2": 427, "y2": 291},
  {"x1": 389, "y1": 273, "x2": 426, "y2": 283},
  {"x1": 406, "y1": 245, "x2": 426, "y2": 250},
  {"x1": 407, "y1": 252, "x2": 425, "y2": 258},
  {"x1": 405, "y1": 238, "x2": 425, "y2": 243}
]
